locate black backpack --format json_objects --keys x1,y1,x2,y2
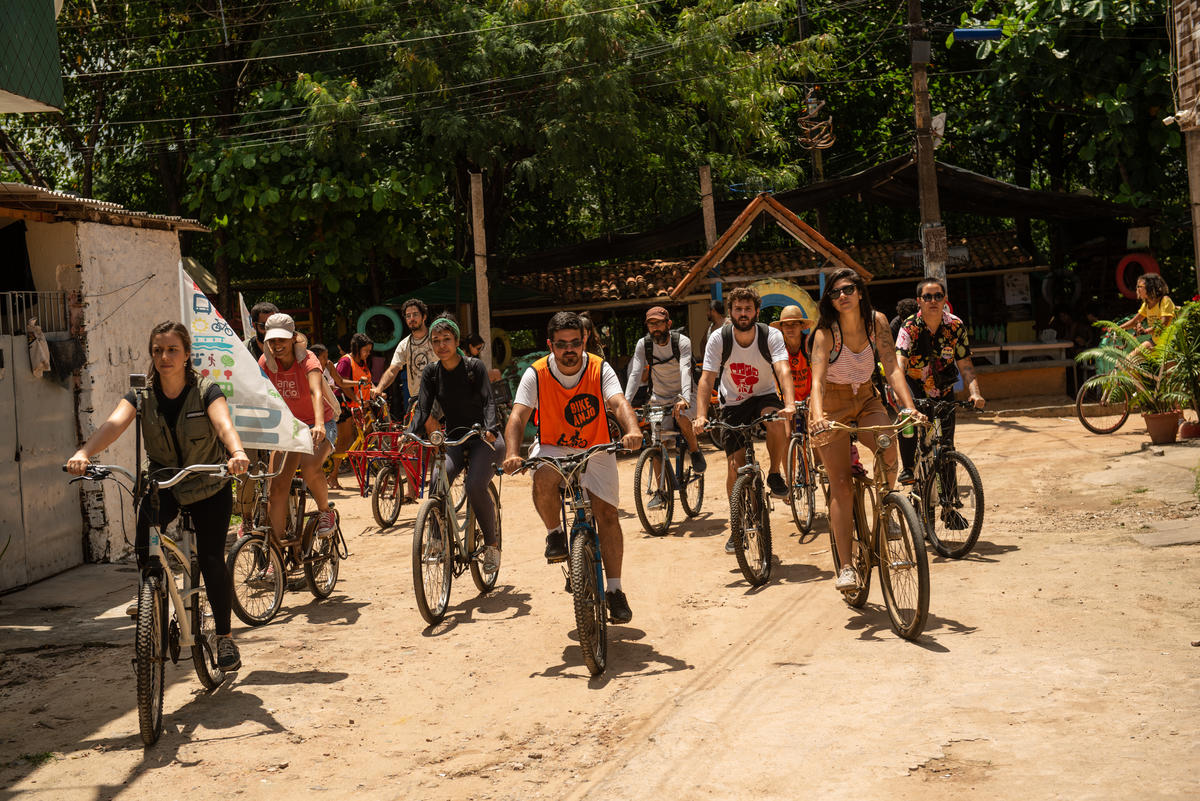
[
  {"x1": 717, "y1": 322, "x2": 774, "y2": 382},
  {"x1": 640, "y1": 330, "x2": 702, "y2": 390}
]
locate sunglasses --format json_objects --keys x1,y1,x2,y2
[
  {"x1": 920, "y1": 292, "x2": 946, "y2": 302},
  {"x1": 551, "y1": 338, "x2": 583, "y2": 351},
  {"x1": 828, "y1": 285, "x2": 858, "y2": 299}
]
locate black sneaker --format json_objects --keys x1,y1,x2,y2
[
  {"x1": 767, "y1": 472, "x2": 788, "y2": 498},
  {"x1": 606, "y1": 589, "x2": 632, "y2": 624},
  {"x1": 689, "y1": 450, "x2": 707, "y2": 473},
  {"x1": 216, "y1": 637, "x2": 241, "y2": 671},
  {"x1": 725, "y1": 533, "x2": 738, "y2": 554},
  {"x1": 544, "y1": 528, "x2": 568, "y2": 563},
  {"x1": 898, "y1": 469, "x2": 915, "y2": 485}
]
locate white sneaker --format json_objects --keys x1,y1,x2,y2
[
  {"x1": 835, "y1": 566, "x2": 859, "y2": 591},
  {"x1": 481, "y1": 546, "x2": 501, "y2": 574},
  {"x1": 646, "y1": 492, "x2": 665, "y2": 510}
]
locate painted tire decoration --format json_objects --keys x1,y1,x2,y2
[
  {"x1": 491, "y1": 327, "x2": 513, "y2": 370},
  {"x1": 1040, "y1": 270, "x2": 1081, "y2": 305},
  {"x1": 1115, "y1": 253, "x2": 1160, "y2": 300},
  {"x1": 357, "y1": 306, "x2": 403, "y2": 351}
]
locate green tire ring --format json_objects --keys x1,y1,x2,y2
[{"x1": 357, "y1": 306, "x2": 403, "y2": 351}]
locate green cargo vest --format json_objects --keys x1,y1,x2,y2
[{"x1": 140, "y1": 376, "x2": 229, "y2": 505}]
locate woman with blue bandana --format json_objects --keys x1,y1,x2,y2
[{"x1": 407, "y1": 317, "x2": 505, "y2": 573}]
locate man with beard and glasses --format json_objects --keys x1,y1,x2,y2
[
  {"x1": 623, "y1": 306, "x2": 706, "y2": 476},
  {"x1": 693, "y1": 287, "x2": 795, "y2": 554}
]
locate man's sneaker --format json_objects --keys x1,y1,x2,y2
[
  {"x1": 544, "y1": 528, "x2": 568, "y2": 563},
  {"x1": 689, "y1": 450, "x2": 707, "y2": 473},
  {"x1": 606, "y1": 589, "x2": 633, "y2": 624},
  {"x1": 834, "y1": 566, "x2": 859, "y2": 591},
  {"x1": 725, "y1": 533, "x2": 738, "y2": 554},
  {"x1": 646, "y1": 491, "x2": 665, "y2": 510},
  {"x1": 898, "y1": 469, "x2": 915, "y2": 485},
  {"x1": 767, "y1": 472, "x2": 788, "y2": 498},
  {"x1": 125, "y1": 601, "x2": 138, "y2": 618},
  {"x1": 943, "y1": 508, "x2": 970, "y2": 531},
  {"x1": 317, "y1": 507, "x2": 338, "y2": 539},
  {"x1": 217, "y1": 637, "x2": 241, "y2": 671},
  {"x1": 481, "y1": 545, "x2": 501, "y2": 574}
]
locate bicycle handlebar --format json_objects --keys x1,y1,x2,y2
[
  {"x1": 705, "y1": 413, "x2": 782, "y2": 432},
  {"x1": 502, "y1": 440, "x2": 624, "y2": 478},
  {"x1": 404, "y1": 425, "x2": 485, "y2": 450},
  {"x1": 65, "y1": 462, "x2": 229, "y2": 488}
]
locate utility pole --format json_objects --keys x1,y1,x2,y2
[
  {"x1": 1171, "y1": 0, "x2": 1200, "y2": 294},
  {"x1": 908, "y1": 0, "x2": 948, "y2": 282},
  {"x1": 470, "y1": 172, "x2": 492, "y2": 370}
]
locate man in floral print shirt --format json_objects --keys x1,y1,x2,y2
[{"x1": 894, "y1": 277, "x2": 985, "y2": 484}]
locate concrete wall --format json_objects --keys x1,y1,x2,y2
[
  {"x1": 24, "y1": 219, "x2": 80, "y2": 292},
  {"x1": 75, "y1": 222, "x2": 183, "y2": 562},
  {"x1": 975, "y1": 362, "x2": 1070, "y2": 400}
]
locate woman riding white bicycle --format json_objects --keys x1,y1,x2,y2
[
  {"x1": 66, "y1": 321, "x2": 250, "y2": 671},
  {"x1": 408, "y1": 317, "x2": 505, "y2": 573},
  {"x1": 809, "y1": 268, "x2": 924, "y2": 594}
]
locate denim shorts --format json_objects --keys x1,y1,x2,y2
[{"x1": 324, "y1": 420, "x2": 338, "y2": 447}]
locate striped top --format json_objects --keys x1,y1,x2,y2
[{"x1": 825, "y1": 340, "x2": 876, "y2": 390}]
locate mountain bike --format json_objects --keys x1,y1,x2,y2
[
  {"x1": 406, "y1": 427, "x2": 503, "y2": 625},
  {"x1": 226, "y1": 463, "x2": 349, "y2": 626},
  {"x1": 632, "y1": 399, "x2": 704, "y2": 536},
  {"x1": 909, "y1": 398, "x2": 984, "y2": 558},
  {"x1": 67, "y1": 461, "x2": 232, "y2": 746},
  {"x1": 786, "y1": 400, "x2": 819, "y2": 536},
  {"x1": 827, "y1": 417, "x2": 929, "y2": 640},
  {"x1": 510, "y1": 441, "x2": 623, "y2": 676},
  {"x1": 706, "y1": 414, "x2": 780, "y2": 587}
]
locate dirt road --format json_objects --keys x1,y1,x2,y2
[{"x1": 2, "y1": 416, "x2": 1198, "y2": 800}]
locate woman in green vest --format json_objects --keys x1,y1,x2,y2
[{"x1": 67, "y1": 321, "x2": 250, "y2": 672}]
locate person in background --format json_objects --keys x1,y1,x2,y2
[
  {"x1": 464, "y1": 332, "x2": 486, "y2": 359},
  {"x1": 243, "y1": 301, "x2": 279, "y2": 362},
  {"x1": 705, "y1": 298, "x2": 726, "y2": 345},
  {"x1": 890, "y1": 297, "x2": 919, "y2": 342},
  {"x1": 1120, "y1": 273, "x2": 1175, "y2": 345},
  {"x1": 235, "y1": 300, "x2": 278, "y2": 531},
  {"x1": 329, "y1": 333, "x2": 374, "y2": 490},
  {"x1": 580, "y1": 312, "x2": 605, "y2": 359},
  {"x1": 375, "y1": 300, "x2": 437, "y2": 500}
]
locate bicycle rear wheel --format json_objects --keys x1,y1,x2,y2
[
  {"x1": 679, "y1": 461, "x2": 704, "y2": 518},
  {"x1": 412, "y1": 500, "x2": 452, "y2": 624},
  {"x1": 371, "y1": 465, "x2": 403, "y2": 528},
  {"x1": 190, "y1": 570, "x2": 225, "y2": 689},
  {"x1": 303, "y1": 516, "x2": 340, "y2": 600},
  {"x1": 923, "y1": 450, "x2": 984, "y2": 559},
  {"x1": 569, "y1": 531, "x2": 607, "y2": 676},
  {"x1": 633, "y1": 448, "x2": 674, "y2": 536},
  {"x1": 469, "y1": 483, "x2": 502, "y2": 593},
  {"x1": 227, "y1": 534, "x2": 284, "y2": 626},
  {"x1": 1075, "y1": 382, "x2": 1129, "y2": 435},
  {"x1": 731, "y1": 474, "x2": 772, "y2": 586},
  {"x1": 787, "y1": 436, "x2": 815, "y2": 535},
  {"x1": 135, "y1": 577, "x2": 167, "y2": 746},
  {"x1": 830, "y1": 479, "x2": 872, "y2": 608},
  {"x1": 878, "y1": 492, "x2": 930, "y2": 639}
]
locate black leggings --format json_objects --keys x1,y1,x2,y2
[
  {"x1": 899, "y1": 378, "x2": 956, "y2": 472},
  {"x1": 445, "y1": 435, "x2": 504, "y2": 546},
  {"x1": 136, "y1": 486, "x2": 234, "y2": 636}
]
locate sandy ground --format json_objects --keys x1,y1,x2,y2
[{"x1": 1, "y1": 414, "x2": 1198, "y2": 801}]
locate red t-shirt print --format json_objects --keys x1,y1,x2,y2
[{"x1": 729, "y1": 362, "x2": 759, "y2": 394}]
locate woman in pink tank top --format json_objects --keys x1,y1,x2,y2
[{"x1": 808, "y1": 268, "x2": 924, "y2": 596}]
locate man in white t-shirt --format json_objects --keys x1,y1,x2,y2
[
  {"x1": 503, "y1": 312, "x2": 642, "y2": 624},
  {"x1": 623, "y1": 305, "x2": 705, "y2": 476},
  {"x1": 694, "y1": 287, "x2": 795, "y2": 553},
  {"x1": 374, "y1": 298, "x2": 436, "y2": 416}
]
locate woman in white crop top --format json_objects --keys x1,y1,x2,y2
[{"x1": 808, "y1": 268, "x2": 923, "y2": 595}]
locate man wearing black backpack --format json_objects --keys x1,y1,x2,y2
[
  {"x1": 694, "y1": 287, "x2": 795, "y2": 554},
  {"x1": 623, "y1": 306, "x2": 706, "y2": 475}
]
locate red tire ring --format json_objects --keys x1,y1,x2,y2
[{"x1": 1115, "y1": 253, "x2": 1160, "y2": 300}]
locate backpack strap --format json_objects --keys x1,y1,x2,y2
[{"x1": 644, "y1": 332, "x2": 682, "y2": 367}]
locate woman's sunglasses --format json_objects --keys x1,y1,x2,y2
[
  {"x1": 828, "y1": 285, "x2": 858, "y2": 299},
  {"x1": 920, "y1": 292, "x2": 946, "y2": 302}
]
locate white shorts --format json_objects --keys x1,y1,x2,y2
[
  {"x1": 650, "y1": 394, "x2": 695, "y2": 422},
  {"x1": 530, "y1": 442, "x2": 619, "y2": 509}
]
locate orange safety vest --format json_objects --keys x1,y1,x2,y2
[
  {"x1": 534, "y1": 354, "x2": 610, "y2": 450},
  {"x1": 347, "y1": 357, "x2": 372, "y2": 408},
  {"x1": 788, "y1": 346, "x2": 812, "y2": 401}
]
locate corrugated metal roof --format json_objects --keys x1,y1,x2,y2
[{"x1": 0, "y1": 182, "x2": 209, "y2": 232}]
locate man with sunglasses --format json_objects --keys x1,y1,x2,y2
[
  {"x1": 503, "y1": 312, "x2": 643, "y2": 623},
  {"x1": 894, "y1": 277, "x2": 985, "y2": 484}
]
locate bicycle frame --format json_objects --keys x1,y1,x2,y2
[
  {"x1": 407, "y1": 428, "x2": 487, "y2": 569},
  {"x1": 640, "y1": 404, "x2": 687, "y2": 495}
]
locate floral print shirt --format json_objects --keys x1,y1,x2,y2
[{"x1": 895, "y1": 310, "x2": 972, "y2": 397}]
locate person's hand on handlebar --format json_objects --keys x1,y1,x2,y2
[
  {"x1": 810, "y1": 415, "x2": 831, "y2": 435},
  {"x1": 693, "y1": 415, "x2": 707, "y2": 433},
  {"x1": 66, "y1": 449, "x2": 91, "y2": 476},
  {"x1": 968, "y1": 393, "x2": 985, "y2": 410},
  {"x1": 483, "y1": 430, "x2": 497, "y2": 445},
  {"x1": 777, "y1": 403, "x2": 796, "y2": 421},
  {"x1": 227, "y1": 450, "x2": 250, "y2": 475},
  {"x1": 502, "y1": 455, "x2": 524, "y2": 475},
  {"x1": 621, "y1": 431, "x2": 643, "y2": 452}
]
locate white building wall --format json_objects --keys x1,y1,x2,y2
[
  {"x1": 24, "y1": 219, "x2": 80, "y2": 292},
  {"x1": 75, "y1": 222, "x2": 183, "y2": 562}
]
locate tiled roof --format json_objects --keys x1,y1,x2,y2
[
  {"x1": 0, "y1": 182, "x2": 209, "y2": 232},
  {"x1": 508, "y1": 231, "x2": 1034, "y2": 303}
]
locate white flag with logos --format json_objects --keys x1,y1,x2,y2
[
  {"x1": 179, "y1": 265, "x2": 314, "y2": 454},
  {"x1": 238, "y1": 292, "x2": 254, "y2": 343}
]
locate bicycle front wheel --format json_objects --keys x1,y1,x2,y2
[
  {"x1": 371, "y1": 465, "x2": 403, "y2": 528},
  {"x1": 731, "y1": 474, "x2": 771, "y2": 586},
  {"x1": 303, "y1": 516, "x2": 341, "y2": 600},
  {"x1": 633, "y1": 448, "x2": 674, "y2": 536},
  {"x1": 412, "y1": 501, "x2": 452, "y2": 624},
  {"x1": 190, "y1": 570, "x2": 225, "y2": 689},
  {"x1": 135, "y1": 577, "x2": 167, "y2": 746},
  {"x1": 923, "y1": 450, "x2": 984, "y2": 559},
  {"x1": 830, "y1": 479, "x2": 872, "y2": 608},
  {"x1": 227, "y1": 534, "x2": 284, "y2": 626},
  {"x1": 878, "y1": 492, "x2": 930, "y2": 640},
  {"x1": 787, "y1": 436, "x2": 815, "y2": 535},
  {"x1": 469, "y1": 483, "x2": 502, "y2": 593},
  {"x1": 570, "y1": 531, "x2": 607, "y2": 676},
  {"x1": 1075, "y1": 382, "x2": 1129, "y2": 435}
]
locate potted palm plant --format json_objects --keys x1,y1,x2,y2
[
  {"x1": 1077, "y1": 321, "x2": 1187, "y2": 444},
  {"x1": 1158, "y1": 302, "x2": 1200, "y2": 438}
]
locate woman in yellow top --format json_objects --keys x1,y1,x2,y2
[{"x1": 1121, "y1": 274, "x2": 1175, "y2": 344}]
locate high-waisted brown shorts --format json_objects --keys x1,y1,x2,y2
[{"x1": 811, "y1": 382, "x2": 891, "y2": 449}]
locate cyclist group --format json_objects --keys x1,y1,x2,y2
[{"x1": 65, "y1": 269, "x2": 986, "y2": 676}]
